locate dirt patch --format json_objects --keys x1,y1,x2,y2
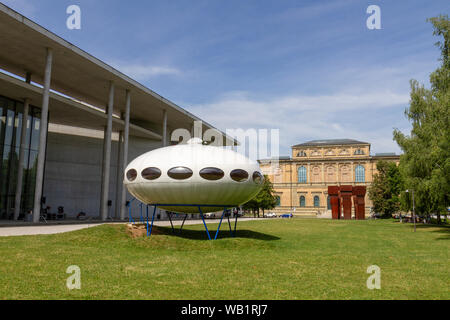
[{"x1": 126, "y1": 223, "x2": 163, "y2": 238}]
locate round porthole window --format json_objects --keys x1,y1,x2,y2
[
  {"x1": 126, "y1": 169, "x2": 137, "y2": 182},
  {"x1": 253, "y1": 171, "x2": 264, "y2": 185},
  {"x1": 141, "y1": 167, "x2": 162, "y2": 180},
  {"x1": 199, "y1": 167, "x2": 224, "y2": 181},
  {"x1": 230, "y1": 169, "x2": 249, "y2": 182},
  {"x1": 167, "y1": 167, "x2": 193, "y2": 180}
]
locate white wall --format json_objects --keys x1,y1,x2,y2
[{"x1": 43, "y1": 130, "x2": 161, "y2": 219}]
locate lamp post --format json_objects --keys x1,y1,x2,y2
[{"x1": 405, "y1": 189, "x2": 416, "y2": 232}]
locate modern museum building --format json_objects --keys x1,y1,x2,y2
[{"x1": 0, "y1": 4, "x2": 233, "y2": 223}]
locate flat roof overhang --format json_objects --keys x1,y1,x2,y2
[
  {"x1": 0, "y1": 3, "x2": 236, "y2": 145},
  {"x1": 0, "y1": 72, "x2": 161, "y2": 139}
]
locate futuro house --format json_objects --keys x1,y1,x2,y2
[{"x1": 124, "y1": 138, "x2": 264, "y2": 213}]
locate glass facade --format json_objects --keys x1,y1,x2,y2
[
  {"x1": 275, "y1": 196, "x2": 281, "y2": 207},
  {"x1": 0, "y1": 95, "x2": 43, "y2": 219},
  {"x1": 355, "y1": 165, "x2": 365, "y2": 183},
  {"x1": 314, "y1": 196, "x2": 320, "y2": 207},
  {"x1": 299, "y1": 196, "x2": 305, "y2": 207},
  {"x1": 298, "y1": 166, "x2": 307, "y2": 183}
]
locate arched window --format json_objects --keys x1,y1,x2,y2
[
  {"x1": 275, "y1": 196, "x2": 281, "y2": 206},
  {"x1": 314, "y1": 196, "x2": 320, "y2": 207},
  {"x1": 299, "y1": 196, "x2": 306, "y2": 207},
  {"x1": 297, "y1": 151, "x2": 307, "y2": 157},
  {"x1": 355, "y1": 165, "x2": 365, "y2": 182},
  {"x1": 354, "y1": 149, "x2": 365, "y2": 155},
  {"x1": 298, "y1": 166, "x2": 307, "y2": 183}
]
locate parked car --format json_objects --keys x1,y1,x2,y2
[
  {"x1": 204, "y1": 212, "x2": 217, "y2": 218},
  {"x1": 281, "y1": 213, "x2": 293, "y2": 218},
  {"x1": 266, "y1": 212, "x2": 277, "y2": 218}
]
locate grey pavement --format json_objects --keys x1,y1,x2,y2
[{"x1": 0, "y1": 218, "x2": 266, "y2": 237}]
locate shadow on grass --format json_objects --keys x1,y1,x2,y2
[
  {"x1": 154, "y1": 225, "x2": 280, "y2": 241},
  {"x1": 413, "y1": 223, "x2": 450, "y2": 240}
]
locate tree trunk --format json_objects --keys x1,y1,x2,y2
[{"x1": 262, "y1": 208, "x2": 265, "y2": 218}]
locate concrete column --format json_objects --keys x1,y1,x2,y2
[
  {"x1": 100, "y1": 81, "x2": 114, "y2": 221},
  {"x1": 25, "y1": 72, "x2": 32, "y2": 84},
  {"x1": 32, "y1": 48, "x2": 53, "y2": 223},
  {"x1": 193, "y1": 121, "x2": 202, "y2": 140},
  {"x1": 13, "y1": 98, "x2": 30, "y2": 220},
  {"x1": 120, "y1": 90, "x2": 131, "y2": 220},
  {"x1": 162, "y1": 109, "x2": 167, "y2": 147},
  {"x1": 114, "y1": 131, "x2": 123, "y2": 219}
]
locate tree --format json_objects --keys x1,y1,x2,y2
[
  {"x1": 242, "y1": 175, "x2": 277, "y2": 217},
  {"x1": 368, "y1": 160, "x2": 403, "y2": 218},
  {"x1": 393, "y1": 15, "x2": 450, "y2": 223},
  {"x1": 242, "y1": 198, "x2": 258, "y2": 217}
]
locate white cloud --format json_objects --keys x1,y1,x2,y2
[
  {"x1": 189, "y1": 90, "x2": 410, "y2": 156},
  {"x1": 110, "y1": 62, "x2": 181, "y2": 80}
]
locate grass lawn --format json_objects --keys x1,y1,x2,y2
[{"x1": 0, "y1": 218, "x2": 448, "y2": 300}]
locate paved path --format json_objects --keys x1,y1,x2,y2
[{"x1": 0, "y1": 218, "x2": 266, "y2": 237}]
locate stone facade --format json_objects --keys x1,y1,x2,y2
[{"x1": 259, "y1": 139, "x2": 400, "y2": 217}]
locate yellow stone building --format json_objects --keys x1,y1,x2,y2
[{"x1": 259, "y1": 139, "x2": 400, "y2": 217}]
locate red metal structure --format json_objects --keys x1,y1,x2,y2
[
  {"x1": 328, "y1": 186, "x2": 340, "y2": 220},
  {"x1": 329, "y1": 185, "x2": 367, "y2": 220},
  {"x1": 352, "y1": 186, "x2": 367, "y2": 220},
  {"x1": 339, "y1": 185, "x2": 353, "y2": 220}
]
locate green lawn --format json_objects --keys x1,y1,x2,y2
[{"x1": 0, "y1": 219, "x2": 448, "y2": 300}]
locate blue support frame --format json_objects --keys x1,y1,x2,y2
[
  {"x1": 214, "y1": 208, "x2": 227, "y2": 240},
  {"x1": 127, "y1": 201, "x2": 240, "y2": 240},
  {"x1": 147, "y1": 206, "x2": 156, "y2": 236}
]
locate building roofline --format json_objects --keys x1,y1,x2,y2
[
  {"x1": 292, "y1": 139, "x2": 370, "y2": 147},
  {"x1": 0, "y1": 3, "x2": 237, "y2": 146}
]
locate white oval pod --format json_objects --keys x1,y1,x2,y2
[{"x1": 124, "y1": 138, "x2": 264, "y2": 213}]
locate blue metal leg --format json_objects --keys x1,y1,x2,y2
[
  {"x1": 147, "y1": 206, "x2": 157, "y2": 237},
  {"x1": 146, "y1": 205, "x2": 149, "y2": 235},
  {"x1": 198, "y1": 206, "x2": 212, "y2": 240},
  {"x1": 214, "y1": 208, "x2": 226, "y2": 240}
]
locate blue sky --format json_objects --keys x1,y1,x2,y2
[{"x1": 2, "y1": 0, "x2": 448, "y2": 156}]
